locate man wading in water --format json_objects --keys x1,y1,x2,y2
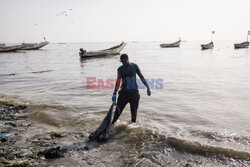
[{"x1": 111, "y1": 54, "x2": 151, "y2": 124}]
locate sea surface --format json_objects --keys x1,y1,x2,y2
[{"x1": 0, "y1": 41, "x2": 250, "y2": 166}]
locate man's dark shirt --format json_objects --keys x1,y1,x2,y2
[{"x1": 118, "y1": 63, "x2": 140, "y2": 92}]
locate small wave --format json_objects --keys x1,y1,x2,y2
[
  {"x1": 0, "y1": 95, "x2": 73, "y2": 112},
  {"x1": 196, "y1": 131, "x2": 250, "y2": 146},
  {"x1": 0, "y1": 94, "x2": 29, "y2": 106},
  {"x1": 27, "y1": 111, "x2": 61, "y2": 127},
  {"x1": 31, "y1": 70, "x2": 53, "y2": 74},
  {"x1": 25, "y1": 103, "x2": 78, "y2": 127},
  {"x1": 29, "y1": 103, "x2": 71, "y2": 111},
  {"x1": 166, "y1": 137, "x2": 250, "y2": 161},
  {"x1": 113, "y1": 126, "x2": 250, "y2": 161},
  {"x1": 0, "y1": 73, "x2": 16, "y2": 76}
]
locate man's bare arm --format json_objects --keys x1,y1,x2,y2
[
  {"x1": 137, "y1": 71, "x2": 149, "y2": 89},
  {"x1": 137, "y1": 71, "x2": 151, "y2": 96}
]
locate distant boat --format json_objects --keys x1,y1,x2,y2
[
  {"x1": 201, "y1": 42, "x2": 214, "y2": 50},
  {"x1": 0, "y1": 44, "x2": 25, "y2": 53},
  {"x1": 58, "y1": 42, "x2": 67, "y2": 44},
  {"x1": 234, "y1": 31, "x2": 250, "y2": 49},
  {"x1": 79, "y1": 42, "x2": 126, "y2": 58},
  {"x1": 234, "y1": 41, "x2": 249, "y2": 49},
  {"x1": 20, "y1": 41, "x2": 49, "y2": 50},
  {"x1": 160, "y1": 38, "x2": 181, "y2": 48},
  {"x1": 201, "y1": 31, "x2": 215, "y2": 50}
]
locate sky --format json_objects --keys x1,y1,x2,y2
[{"x1": 0, "y1": 0, "x2": 250, "y2": 43}]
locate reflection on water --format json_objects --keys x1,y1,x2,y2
[{"x1": 0, "y1": 41, "x2": 250, "y2": 166}]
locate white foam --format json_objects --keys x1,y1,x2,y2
[{"x1": 115, "y1": 120, "x2": 140, "y2": 129}]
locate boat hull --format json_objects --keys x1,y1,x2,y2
[
  {"x1": 20, "y1": 41, "x2": 49, "y2": 50},
  {"x1": 201, "y1": 42, "x2": 214, "y2": 50},
  {"x1": 160, "y1": 40, "x2": 181, "y2": 48},
  {"x1": 0, "y1": 44, "x2": 25, "y2": 53},
  {"x1": 79, "y1": 42, "x2": 126, "y2": 58},
  {"x1": 234, "y1": 41, "x2": 249, "y2": 49}
]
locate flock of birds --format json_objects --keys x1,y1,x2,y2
[
  {"x1": 34, "y1": 8, "x2": 75, "y2": 26},
  {"x1": 56, "y1": 8, "x2": 73, "y2": 17},
  {"x1": 56, "y1": 9, "x2": 75, "y2": 24}
]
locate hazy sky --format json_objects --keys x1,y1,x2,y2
[{"x1": 0, "y1": 0, "x2": 249, "y2": 42}]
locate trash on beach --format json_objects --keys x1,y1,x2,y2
[{"x1": 0, "y1": 134, "x2": 9, "y2": 142}]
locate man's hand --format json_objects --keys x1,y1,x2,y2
[
  {"x1": 147, "y1": 87, "x2": 151, "y2": 96},
  {"x1": 112, "y1": 94, "x2": 117, "y2": 102}
]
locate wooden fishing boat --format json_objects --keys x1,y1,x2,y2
[
  {"x1": 20, "y1": 41, "x2": 49, "y2": 50},
  {"x1": 160, "y1": 38, "x2": 181, "y2": 48},
  {"x1": 79, "y1": 42, "x2": 126, "y2": 58},
  {"x1": 201, "y1": 42, "x2": 214, "y2": 50},
  {"x1": 235, "y1": 31, "x2": 250, "y2": 49},
  {"x1": 0, "y1": 44, "x2": 25, "y2": 53},
  {"x1": 234, "y1": 41, "x2": 249, "y2": 49}
]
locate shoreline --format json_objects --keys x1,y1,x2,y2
[
  {"x1": 0, "y1": 101, "x2": 92, "y2": 166},
  {"x1": 1, "y1": 101, "x2": 249, "y2": 166}
]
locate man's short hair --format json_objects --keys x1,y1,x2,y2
[{"x1": 120, "y1": 54, "x2": 129, "y2": 62}]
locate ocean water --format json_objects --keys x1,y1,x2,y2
[{"x1": 0, "y1": 41, "x2": 249, "y2": 166}]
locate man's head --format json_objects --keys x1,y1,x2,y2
[{"x1": 120, "y1": 54, "x2": 129, "y2": 66}]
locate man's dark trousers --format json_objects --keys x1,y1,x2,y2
[{"x1": 112, "y1": 90, "x2": 140, "y2": 124}]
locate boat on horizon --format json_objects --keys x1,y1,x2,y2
[
  {"x1": 201, "y1": 31, "x2": 215, "y2": 50},
  {"x1": 0, "y1": 44, "x2": 26, "y2": 53},
  {"x1": 160, "y1": 38, "x2": 181, "y2": 48},
  {"x1": 201, "y1": 41, "x2": 214, "y2": 50},
  {"x1": 20, "y1": 41, "x2": 49, "y2": 50},
  {"x1": 79, "y1": 42, "x2": 126, "y2": 58},
  {"x1": 234, "y1": 41, "x2": 249, "y2": 49},
  {"x1": 234, "y1": 31, "x2": 250, "y2": 49}
]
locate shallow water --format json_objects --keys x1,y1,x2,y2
[{"x1": 0, "y1": 41, "x2": 249, "y2": 166}]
